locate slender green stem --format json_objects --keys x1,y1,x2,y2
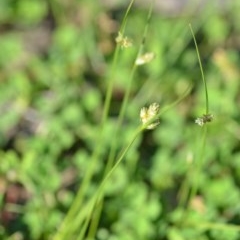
[
  {"x1": 189, "y1": 23, "x2": 209, "y2": 114},
  {"x1": 183, "y1": 24, "x2": 211, "y2": 209},
  {"x1": 81, "y1": 83, "x2": 192, "y2": 239},
  {"x1": 178, "y1": 125, "x2": 207, "y2": 209},
  {"x1": 101, "y1": 0, "x2": 135, "y2": 126},
  {"x1": 87, "y1": 1, "x2": 154, "y2": 238},
  {"x1": 188, "y1": 125, "x2": 207, "y2": 205},
  {"x1": 78, "y1": 127, "x2": 142, "y2": 239},
  {"x1": 117, "y1": 0, "x2": 154, "y2": 127},
  {"x1": 153, "y1": 84, "x2": 193, "y2": 123},
  {"x1": 52, "y1": 2, "x2": 135, "y2": 240}
]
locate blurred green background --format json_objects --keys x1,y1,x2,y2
[{"x1": 1, "y1": 0, "x2": 240, "y2": 239}]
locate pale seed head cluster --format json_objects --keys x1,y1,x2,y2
[
  {"x1": 195, "y1": 113, "x2": 213, "y2": 126},
  {"x1": 140, "y1": 103, "x2": 160, "y2": 130},
  {"x1": 115, "y1": 31, "x2": 132, "y2": 49},
  {"x1": 135, "y1": 52, "x2": 155, "y2": 65}
]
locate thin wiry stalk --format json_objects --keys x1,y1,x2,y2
[
  {"x1": 189, "y1": 23, "x2": 209, "y2": 114},
  {"x1": 87, "y1": 1, "x2": 155, "y2": 237},
  {"x1": 52, "y1": 1, "x2": 135, "y2": 239},
  {"x1": 78, "y1": 127, "x2": 142, "y2": 240},
  {"x1": 101, "y1": 0, "x2": 135, "y2": 125},
  {"x1": 79, "y1": 83, "x2": 192, "y2": 239},
  {"x1": 177, "y1": 26, "x2": 213, "y2": 227},
  {"x1": 188, "y1": 124, "x2": 207, "y2": 205}
]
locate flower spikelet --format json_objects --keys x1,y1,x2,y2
[
  {"x1": 195, "y1": 113, "x2": 213, "y2": 126},
  {"x1": 115, "y1": 31, "x2": 132, "y2": 49},
  {"x1": 135, "y1": 52, "x2": 155, "y2": 65},
  {"x1": 140, "y1": 103, "x2": 160, "y2": 130}
]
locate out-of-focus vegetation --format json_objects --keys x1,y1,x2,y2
[{"x1": 1, "y1": 0, "x2": 240, "y2": 239}]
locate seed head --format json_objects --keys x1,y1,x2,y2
[
  {"x1": 140, "y1": 103, "x2": 160, "y2": 130},
  {"x1": 115, "y1": 32, "x2": 132, "y2": 49},
  {"x1": 195, "y1": 113, "x2": 213, "y2": 126},
  {"x1": 135, "y1": 52, "x2": 155, "y2": 65}
]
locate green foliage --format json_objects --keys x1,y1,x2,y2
[{"x1": 1, "y1": 0, "x2": 240, "y2": 240}]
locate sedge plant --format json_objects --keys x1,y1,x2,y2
[
  {"x1": 188, "y1": 23, "x2": 213, "y2": 206},
  {"x1": 52, "y1": 1, "x2": 136, "y2": 239},
  {"x1": 86, "y1": 1, "x2": 156, "y2": 238},
  {"x1": 178, "y1": 24, "x2": 213, "y2": 211},
  {"x1": 185, "y1": 24, "x2": 240, "y2": 235},
  {"x1": 53, "y1": 4, "x2": 216, "y2": 240},
  {"x1": 53, "y1": 2, "x2": 193, "y2": 239},
  {"x1": 77, "y1": 85, "x2": 192, "y2": 240}
]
